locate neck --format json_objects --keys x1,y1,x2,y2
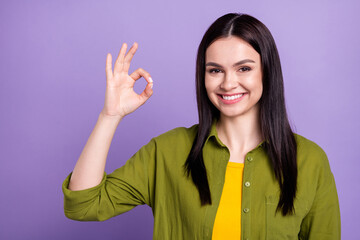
[{"x1": 216, "y1": 111, "x2": 263, "y2": 154}]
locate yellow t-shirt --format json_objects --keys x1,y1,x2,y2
[{"x1": 212, "y1": 162, "x2": 244, "y2": 239}]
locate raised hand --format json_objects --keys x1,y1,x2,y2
[{"x1": 101, "y1": 42, "x2": 153, "y2": 119}]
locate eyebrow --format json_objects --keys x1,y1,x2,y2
[{"x1": 205, "y1": 59, "x2": 256, "y2": 68}]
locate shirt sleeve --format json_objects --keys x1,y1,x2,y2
[
  {"x1": 298, "y1": 153, "x2": 341, "y2": 240},
  {"x1": 62, "y1": 138, "x2": 157, "y2": 222}
]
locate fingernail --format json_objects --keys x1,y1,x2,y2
[
  {"x1": 150, "y1": 83, "x2": 153, "y2": 89},
  {"x1": 149, "y1": 77, "x2": 153, "y2": 83}
]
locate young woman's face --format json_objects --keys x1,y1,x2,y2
[{"x1": 205, "y1": 36, "x2": 263, "y2": 119}]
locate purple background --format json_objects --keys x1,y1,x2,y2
[{"x1": 0, "y1": 0, "x2": 359, "y2": 239}]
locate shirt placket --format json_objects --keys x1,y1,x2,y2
[
  {"x1": 241, "y1": 152, "x2": 255, "y2": 240},
  {"x1": 202, "y1": 140, "x2": 229, "y2": 239}
]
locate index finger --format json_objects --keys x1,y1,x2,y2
[{"x1": 129, "y1": 68, "x2": 153, "y2": 84}]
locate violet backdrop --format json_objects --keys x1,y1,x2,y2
[{"x1": 0, "y1": 0, "x2": 359, "y2": 239}]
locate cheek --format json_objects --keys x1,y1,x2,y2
[
  {"x1": 254, "y1": 83, "x2": 263, "y2": 99},
  {"x1": 249, "y1": 73, "x2": 263, "y2": 96},
  {"x1": 257, "y1": 74, "x2": 263, "y2": 96},
  {"x1": 204, "y1": 77, "x2": 219, "y2": 105},
  {"x1": 204, "y1": 77, "x2": 215, "y2": 94}
]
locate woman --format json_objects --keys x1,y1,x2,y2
[{"x1": 63, "y1": 13, "x2": 340, "y2": 239}]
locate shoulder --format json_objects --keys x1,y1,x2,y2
[
  {"x1": 294, "y1": 134, "x2": 327, "y2": 158},
  {"x1": 294, "y1": 133, "x2": 331, "y2": 173},
  {"x1": 135, "y1": 124, "x2": 198, "y2": 156},
  {"x1": 152, "y1": 124, "x2": 198, "y2": 147}
]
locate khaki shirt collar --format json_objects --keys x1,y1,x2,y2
[{"x1": 206, "y1": 118, "x2": 266, "y2": 150}]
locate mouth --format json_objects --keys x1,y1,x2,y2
[
  {"x1": 220, "y1": 93, "x2": 244, "y2": 100},
  {"x1": 216, "y1": 93, "x2": 247, "y2": 104}
]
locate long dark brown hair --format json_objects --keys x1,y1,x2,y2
[{"x1": 184, "y1": 13, "x2": 297, "y2": 216}]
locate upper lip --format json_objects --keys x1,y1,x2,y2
[{"x1": 217, "y1": 93, "x2": 246, "y2": 96}]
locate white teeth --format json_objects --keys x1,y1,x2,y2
[{"x1": 222, "y1": 94, "x2": 244, "y2": 100}]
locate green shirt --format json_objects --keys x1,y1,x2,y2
[{"x1": 62, "y1": 122, "x2": 340, "y2": 239}]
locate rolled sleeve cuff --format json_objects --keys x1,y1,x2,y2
[{"x1": 62, "y1": 172, "x2": 107, "y2": 220}]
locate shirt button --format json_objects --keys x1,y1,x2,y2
[
  {"x1": 243, "y1": 208, "x2": 250, "y2": 213},
  {"x1": 247, "y1": 156, "x2": 253, "y2": 162},
  {"x1": 244, "y1": 181, "x2": 251, "y2": 187}
]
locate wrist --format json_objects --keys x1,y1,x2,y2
[{"x1": 99, "y1": 111, "x2": 123, "y2": 124}]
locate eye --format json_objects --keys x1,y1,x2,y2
[
  {"x1": 239, "y1": 66, "x2": 251, "y2": 72},
  {"x1": 208, "y1": 68, "x2": 223, "y2": 74}
]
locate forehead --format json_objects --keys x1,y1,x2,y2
[{"x1": 205, "y1": 37, "x2": 260, "y2": 64}]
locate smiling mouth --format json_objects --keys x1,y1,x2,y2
[{"x1": 220, "y1": 94, "x2": 244, "y2": 100}]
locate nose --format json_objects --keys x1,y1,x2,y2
[{"x1": 220, "y1": 72, "x2": 238, "y2": 91}]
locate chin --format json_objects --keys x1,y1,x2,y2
[
  {"x1": 218, "y1": 109, "x2": 245, "y2": 118},
  {"x1": 218, "y1": 105, "x2": 259, "y2": 120},
  {"x1": 220, "y1": 113, "x2": 244, "y2": 119}
]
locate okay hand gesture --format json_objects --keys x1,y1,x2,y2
[{"x1": 101, "y1": 42, "x2": 153, "y2": 119}]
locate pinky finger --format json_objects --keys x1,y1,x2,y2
[{"x1": 105, "y1": 53, "x2": 113, "y2": 80}]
